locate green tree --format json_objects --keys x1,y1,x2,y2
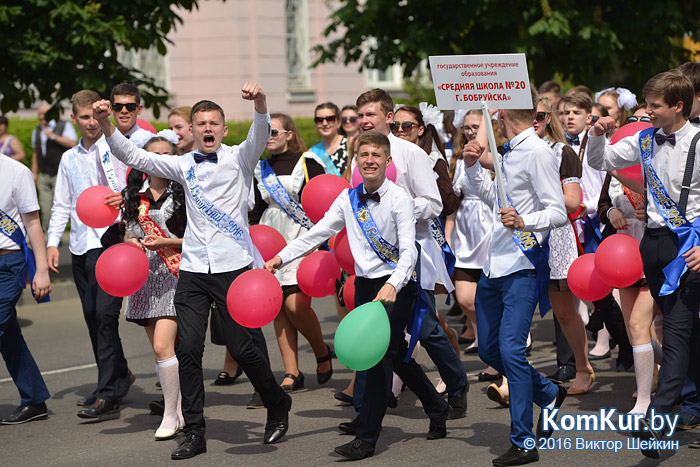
[
  {"x1": 314, "y1": 0, "x2": 700, "y2": 92},
  {"x1": 0, "y1": 0, "x2": 209, "y2": 117}
]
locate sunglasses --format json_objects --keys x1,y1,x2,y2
[
  {"x1": 314, "y1": 116, "x2": 337, "y2": 124},
  {"x1": 270, "y1": 129, "x2": 289, "y2": 137},
  {"x1": 390, "y1": 121, "x2": 419, "y2": 133},
  {"x1": 342, "y1": 116, "x2": 358, "y2": 124},
  {"x1": 111, "y1": 102, "x2": 139, "y2": 112},
  {"x1": 626, "y1": 116, "x2": 651, "y2": 123},
  {"x1": 534, "y1": 111, "x2": 549, "y2": 122}
]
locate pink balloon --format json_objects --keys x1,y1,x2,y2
[
  {"x1": 76, "y1": 185, "x2": 119, "y2": 228},
  {"x1": 300, "y1": 174, "x2": 351, "y2": 223},
  {"x1": 137, "y1": 119, "x2": 157, "y2": 134},
  {"x1": 343, "y1": 275, "x2": 356, "y2": 311},
  {"x1": 96, "y1": 243, "x2": 149, "y2": 297},
  {"x1": 610, "y1": 121, "x2": 652, "y2": 145},
  {"x1": 567, "y1": 254, "x2": 612, "y2": 301},
  {"x1": 297, "y1": 250, "x2": 341, "y2": 298},
  {"x1": 333, "y1": 228, "x2": 355, "y2": 274},
  {"x1": 594, "y1": 234, "x2": 643, "y2": 288},
  {"x1": 250, "y1": 224, "x2": 287, "y2": 262},
  {"x1": 351, "y1": 163, "x2": 397, "y2": 188},
  {"x1": 227, "y1": 269, "x2": 282, "y2": 328}
]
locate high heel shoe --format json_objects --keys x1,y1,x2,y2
[
  {"x1": 567, "y1": 369, "x2": 595, "y2": 395},
  {"x1": 280, "y1": 372, "x2": 304, "y2": 392},
  {"x1": 316, "y1": 344, "x2": 335, "y2": 385}
]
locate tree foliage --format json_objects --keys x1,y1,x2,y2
[
  {"x1": 314, "y1": 0, "x2": 700, "y2": 93},
  {"x1": 0, "y1": 0, "x2": 206, "y2": 118}
]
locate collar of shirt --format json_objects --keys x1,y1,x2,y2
[
  {"x1": 123, "y1": 123, "x2": 141, "y2": 138},
  {"x1": 362, "y1": 177, "x2": 391, "y2": 197}
]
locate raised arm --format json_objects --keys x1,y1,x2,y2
[
  {"x1": 238, "y1": 82, "x2": 272, "y2": 176},
  {"x1": 587, "y1": 116, "x2": 641, "y2": 171},
  {"x1": 462, "y1": 140, "x2": 495, "y2": 208}
]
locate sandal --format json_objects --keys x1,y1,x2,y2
[
  {"x1": 281, "y1": 372, "x2": 304, "y2": 392},
  {"x1": 213, "y1": 367, "x2": 243, "y2": 386},
  {"x1": 316, "y1": 344, "x2": 335, "y2": 385},
  {"x1": 567, "y1": 369, "x2": 595, "y2": 395}
]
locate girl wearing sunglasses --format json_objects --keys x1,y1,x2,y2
[{"x1": 307, "y1": 102, "x2": 348, "y2": 178}]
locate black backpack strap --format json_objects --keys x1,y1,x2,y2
[{"x1": 679, "y1": 131, "x2": 700, "y2": 216}]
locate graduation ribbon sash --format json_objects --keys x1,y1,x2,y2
[
  {"x1": 137, "y1": 195, "x2": 181, "y2": 278},
  {"x1": 349, "y1": 184, "x2": 428, "y2": 362},
  {"x1": 182, "y1": 163, "x2": 264, "y2": 268},
  {"x1": 259, "y1": 160, "x2": 315, "y2": 230},
  {"x1": 99, "y1": 144, "x2": 120, "y2": 192},
  {"x1": 68, "y1": 148, "x2": 90, "y2": 196},
  {"x1": 310, "y1": 142, "x2": 341, "y2": 176},
  {"x1": 0, "y1": 208, "x2": 50, "y2": 302},
  {"x1": 429, "y1": 217, "x2": 456, "y2": 278},
  {"x1": 639, "y1": 127, "x2": 700, "y2": 295},
  {"x1": 581, "y1": 214, "x2": 602, "y2": 254}
]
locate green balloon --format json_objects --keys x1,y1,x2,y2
[{"x1": 334, "y1": 301, "x2": 390, "y2": 371}]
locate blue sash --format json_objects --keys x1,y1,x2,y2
[
  {"x1": 311, "y1": 142, "x2": 341, "y2": 176},
  {"x1": 259, "y1": 160, "x2": 315, "y2": 230},
  {"x1": 182, "y1": 163, "x2": 264, "y2": 268},
  {"x1": 348, "y1": 184, "x2": 429, "y2": 362},
  {"x1": 639, "y1": 128, "x2": 700, "y2": 295},
  {"x1": 496, "y1": 181, "x2": 551, "y2": 317},
  {"x1": 0, "y1": 208, "x2": 50, "y2": 302},
  {"x1": 581, "y1": 214, "x2": 602, "y2": 254},
  {"x1": 429, "y1": 217, "x2": 456, "y2": 278}
]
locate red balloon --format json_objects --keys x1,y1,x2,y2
[
  {"x1": 343, "y1": 275, "x2": 356, "y2": 311},
  {"x1": 333, "y1": 229, "x2": 355, "y2": 274},
  {"x1": 301, "y1": 174, "x2": 351, "y2": 223},
  {"x1": 594, "y1": 234, "x2": 643, "y2": 288},
  {"x1": 250, "y1": 224, "x2": 287, "y2": 262},
  {"x1": 297, "y1": 250, "x2": 341, "y2": 297},
  {"x1": 227, "y1": 269, "x2": 282, "y2": 328},
  {"x1": 76, "y1": 185, "x2": 119, "y2": 228},
  {"x1": 567, "y1": 254, "x2": 612, "y2": 301},
  {"x1": 610, "y1": 121, "x2": 652, "y2": 145},
  {"x1": 96, "y1": 243, "x2": 149, "y2": 297},
  {"x1": 137, "y1": 119, "x2": 157, "y2": 134}
]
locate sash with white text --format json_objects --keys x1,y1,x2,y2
[{"x1": 259, "y1": 160, "x2": 315, "y2": 229}]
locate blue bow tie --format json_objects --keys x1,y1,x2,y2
[
  {"x1": 654, "y1": 132, "x2": 676, "y2": 147},
  {"x1": 566, "y1": 134, "x2": 580, "y2": 146},
  {"x1": 193, "y1": 152, "x2": 218, "y2": 164}
]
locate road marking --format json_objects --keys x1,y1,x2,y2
[{"x1": 0, "y1": 363, "x2": 96, "y2": 383}]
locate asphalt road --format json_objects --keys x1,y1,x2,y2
[{"x1": 2, "y1": 286, "x2": 698, "y2": 466}]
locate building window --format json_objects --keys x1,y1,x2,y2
[{"x1": 286, "y1": 0, "x2": 314, "y2": 101}]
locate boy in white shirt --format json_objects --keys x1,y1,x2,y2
[{"x1": 266, "y1": 131, "x2": 449, "y2": 460}]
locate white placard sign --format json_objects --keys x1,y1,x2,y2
[{"x1": 429, "y1": 53, "x2": 532, "y2": 110}]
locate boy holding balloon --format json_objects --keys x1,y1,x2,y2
[
  {"x1": 93, "y1": 82, "x2": 292, "y2": 461},
  {"x1": 266, "y1": 131, "x2": 450, "y2": 461},
  {"x1": 588, "y1": 69, "x2": 700, "y2": 458}
]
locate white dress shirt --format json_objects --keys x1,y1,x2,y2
[
  {"x1": 587, "y1": 121, "x2": 700, "y2": 228},
  {"x1": 569, "y1": 129, "x2": 607, "y2": 241},
  {"x1": 46, "y1": 137, "x2": 112, "y2": 254},
  {"x1": 466, "y1": 127, "x2": 567, "y2": 278},
  {"x1": 278, "y1": 178, "x2": 418, "y2": 292},
  {"x1": 106, "y1": 111, "x2": 271, "y2": 274},
  {"x1": 0, "y1": 154, "x2": 40, "y2": 250}
]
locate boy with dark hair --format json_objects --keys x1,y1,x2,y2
[{"x1": 588, "y1": 69, "x2": 700, "y2": 458}]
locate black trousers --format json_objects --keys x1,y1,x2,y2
[
  {"x1": 71, "y1": 249, "x2": 102, "y2": 367},
  {"x1": 174, "y1": 268, "x2": 286, "y2": 437},
  {"x1": 95, "y1": 287, "x2": 129, "y2": 403},
  {"x1": 641, "y1": 227, "x2": 700, "y2": 415},
  {"x1": 354, "y1": 277, "x2": 448, "y2": 446}
]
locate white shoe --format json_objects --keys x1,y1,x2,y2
[{"x1": 155, "y1": 420, "x2": 181, "y2": 441}]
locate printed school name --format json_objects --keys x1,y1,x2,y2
[{"x1": 438, "y1": 81, "x2": 527, "y2": 103}]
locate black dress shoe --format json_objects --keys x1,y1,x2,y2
[
  {"x1": 546, "y1": 365, "x2": 576, "y2": 384},
  {"x1": 492, "y1": 444, "x2": 539, "y2": 466},
  {"x1": 334, "y1": 439, "x2": 375, "y2": 460},
  {"x1": 536, "y1": 384, "x2": 567, "y2": 439},
  {"x1": 76, "y1": 394, "x2": 97, "y2": 406},
  {"x1": 149, "y1": 396, "x2": 165, "y2": 416},
  {"x1": 171, "y1": 433, "x2": 207, "y2": 460},
  {"x1": 633, "y1": 418, "x2": 661, "y2": 459},
  {"x1": 334, "y1": 390, "x2": 354, "y2": 405},
  {"x1": 338, "y1": 416, "x2": 359, "y2": 435},
  {"x1": 478, "y1": 371, "x2": 502, "y2": 382},
  {"x1": 387, "y1": 393, "x2": 398, "y2": 408},
  {"x1": 448, "y1": 391, "x2": 467, "y2": 420},
  {"x1": 77, "y1": 398, "x2": 119, "y2": 420},
  {"x1": 280, "y1": 372, "x2": 304, "y2": 392},
  {"x1": 316, "y1": 344, "x2": 334, "y2": 385},
  {"x1": 213, "y1": 367, "x2": 243, "y2": 386},
  {"x1": 0, "y1": 403, "x2": 48, "y2": 425},
  {"x1": 118, "y1": 369, "x2": 136, "y2": 402},
  {"x1": 588, "y1": 350, "x2": 611, "y2": 361},
  {"x1": 263, "y1": 393, "x2": 292, "y2": 444},
  {"x1": 427, "y1": 406, "x2": 449, "y2": 439}
]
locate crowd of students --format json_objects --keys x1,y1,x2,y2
[{"x1": 1, "y1": 61, "x2": 700, "y2": 465}]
